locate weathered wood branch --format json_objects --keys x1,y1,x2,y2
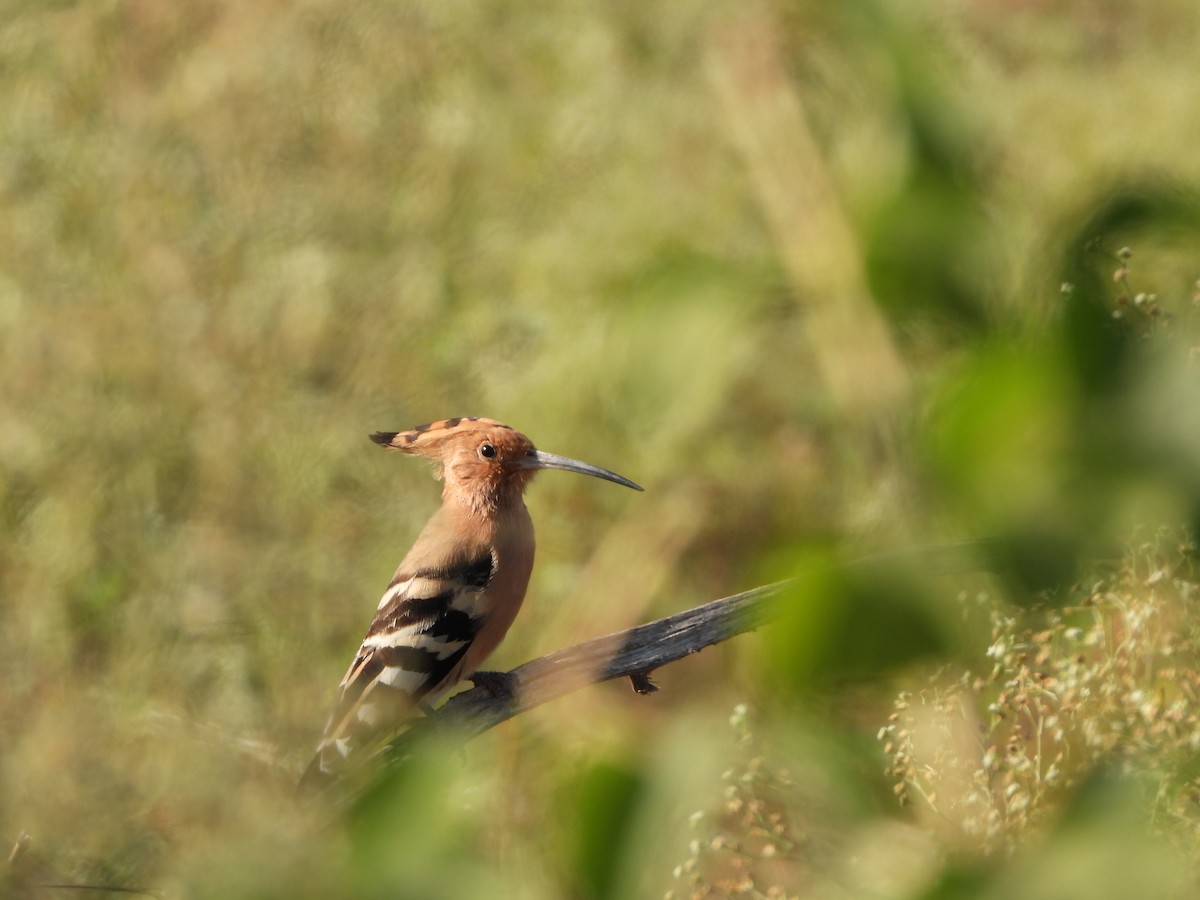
[{"x1": 378, "y1": 581, "x2": 788, "y2": 763}]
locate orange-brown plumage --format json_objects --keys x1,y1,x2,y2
[{"x1": 300, "y1": 417, "x2": 641, "y2": 789}]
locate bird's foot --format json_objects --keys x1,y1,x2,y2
[
  {"x1": 469, "y1": 670, "x2": 518, "y2": 703},
  {"x1": 415, "y1": 699, "x2": 438, "y2": 718}
]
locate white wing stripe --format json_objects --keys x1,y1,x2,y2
[
  {"x1": 411, "y1": 634, "x2": 469, "y2": 659},
  {"x1": 360, "y1": 630, "x2": 470, "y2": 662},
  {"x1": 376, "y1": 580, "x2": 407, "y2": 610},
  {"x1": 377, "y1": 666, "x2": 427, "y2": 693},
  {"x1": 361, "y1": 623, "x2": 426, "y2": 649}
]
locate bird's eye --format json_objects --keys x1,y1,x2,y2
[{"x1": 479, "y1": 443, "x2": 497, "y2": 459}]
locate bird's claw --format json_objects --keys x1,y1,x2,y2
[{"x1": 469, "y1": 670, "x2": 517, "y2": 703}]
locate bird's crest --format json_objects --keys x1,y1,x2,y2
[{"x1": 371, "y1": 417, "x2": 515, "y2": 457}]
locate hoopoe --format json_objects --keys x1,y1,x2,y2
[{"x1": 300, "y1": 416, "x2": 642, "y2": 789}]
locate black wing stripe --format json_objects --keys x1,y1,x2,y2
[
  {"x1": 368, "y1": 591, "x2": 454, "y2": 637},
  {"x1": 457, "y1": 554, "x2": 495, "y2": 589},
  {"x1": 428, "y1": 607, "x2": 479, "y2": 643},
  {"x1": 376, "y1": 644, "x2": 442, "y2": 674}
]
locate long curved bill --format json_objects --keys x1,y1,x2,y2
[{"x1": 517, "y1": 450, "x2": 644, "y2": 491}]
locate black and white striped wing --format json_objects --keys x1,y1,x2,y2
[{"x1": 304, "y1": 553, "x2": 494, "y2": 782}]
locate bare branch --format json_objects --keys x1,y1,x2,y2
[{"x1": 378, "y1": 582, "x2": 787, "y2": 763}]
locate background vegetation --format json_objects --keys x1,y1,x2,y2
[{"x1": 3, "y1": 0, "x2": 1200, "y2": 897}]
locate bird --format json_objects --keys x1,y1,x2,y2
[{"x1": 300, "y1": 416, "x2": 642, "y2": 790}]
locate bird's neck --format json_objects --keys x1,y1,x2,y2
[{"x1": 441, "y1": 480, "x2": 528, "y2": 521}]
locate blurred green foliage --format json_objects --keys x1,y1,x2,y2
[
  {"x1": 763, "y1": 548, "x2": 954, "y2": 689},
  {"x1": 3, "y1": 0, "x2": 1200, "y2": 897},
  {"x1": 568, "y1": 759, "x2": 647, "y2": 900}
]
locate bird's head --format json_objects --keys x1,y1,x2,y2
[{"x1": 371, "y1": 417, "x2": 642, "y2": 513}]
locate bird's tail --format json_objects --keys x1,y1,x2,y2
[
  {"x1": 297, "y1": 752, "x2": 336, "y2": 796},
  {"x1": 297, "y1": 742, "x2": 350, "y2": 796}
]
